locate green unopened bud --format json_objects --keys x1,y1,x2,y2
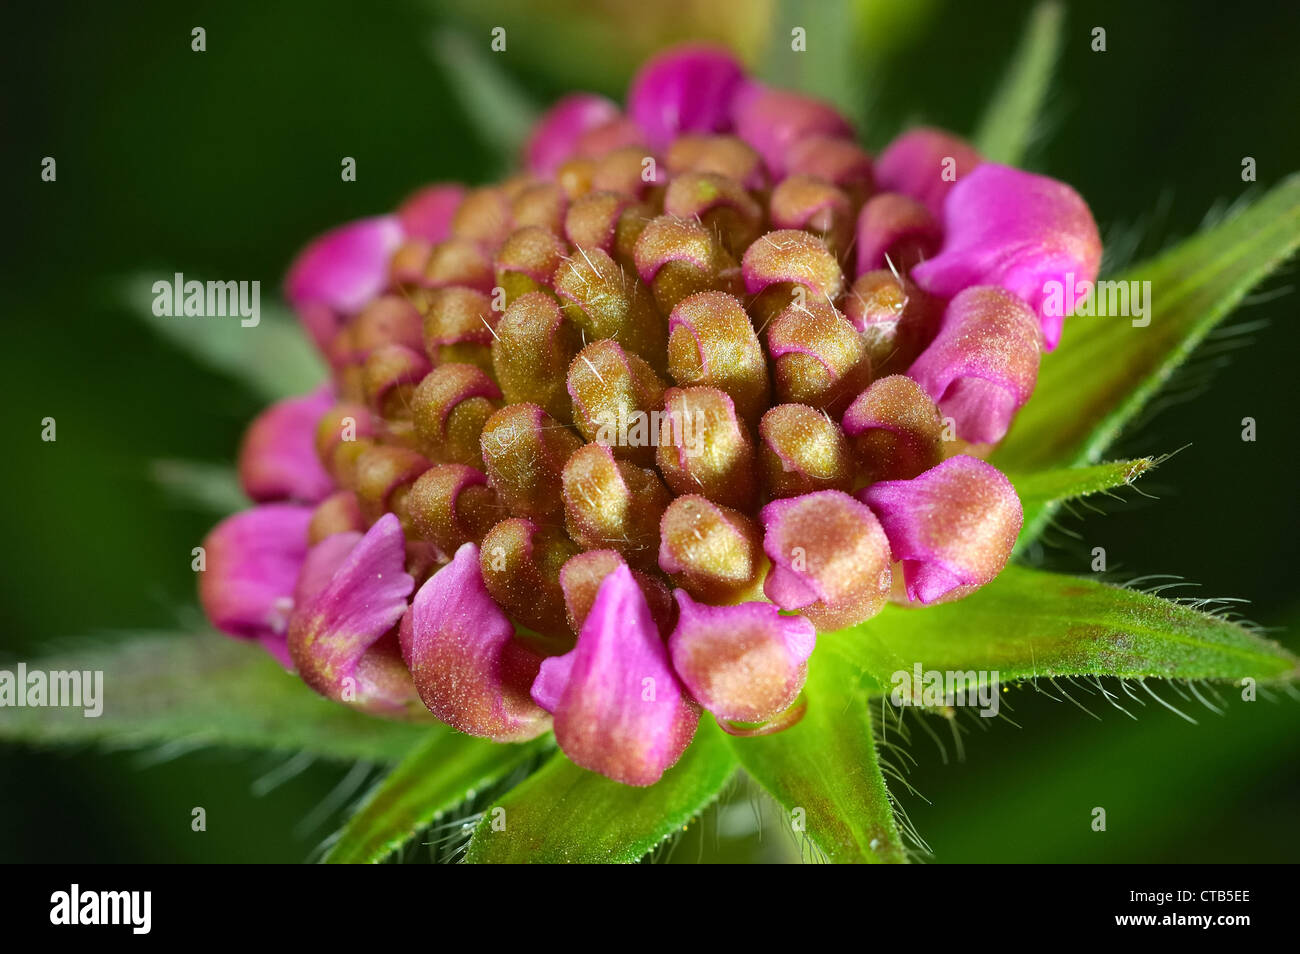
[
  {"x1": 480, "y1": 403, "x2": 584, "y2": 522},
  {"x1": 492, "y1": 291, "x2": 582, "y2": 423}
]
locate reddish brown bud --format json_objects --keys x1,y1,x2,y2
[
  {"x1": 553, "y1": 246, "x2": 667, "y2": 371},
  {"x1": 666, "y1": 291, "x2": 769, "y2": 426},
  {"x1": 420, "y1": 286, "x2": 498, "y2": 374},
  {"x1": 480, "y1": 403, "x2": 584, "y2": 522},
  {"x1": 561, "y1": 442, "x2": 672, "y2": 568},
  {"x1": 362, "y1": 344, "x2": 431, "y2": 420},
  {"x1": 390, "y1": 239, "x2": 433, "y2": 287},
  {"x1": 350, "y1": 294, "x2": 424, "y2": 358},
  {"x1": 491, "y1": 291, "x2": 582, "y2": 423},
  {"x1": 353, "y1": 444, "x2": 430, "y2": 524},
  {"x1": 405, "y1": 464, "x2": 503, "y2": 554},
  {"x1": 758, "y1": 404, "x2": 855, "y2": 498},
  {"x1": 766, "y1": 298, "x2": 871, "y2": 415},
  {"x1": 566, "y1": 339, "x2": 667, "y2": 466},
  {"x1": 769, "y1": 174, "x2": 854, "y2": 260},
  {"x1": 480, "y1": 518, "x2": 580, "y2": 639},
  {"x1": 658, "y1": 494, "x2": 765, "y2": 603},
  {"x1": 656, "y1": 386, "x2": 758, "y2": 511},
  {"x1": 411, "y1": 363, "x2": 502, "y2": 468},
  {"x1": 841, "y1": 374, "x2": 945, "y2": 482}
]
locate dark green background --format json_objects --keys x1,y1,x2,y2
[{"x1": 3, "y1": 0, "x2": 1297, "y2": 862}]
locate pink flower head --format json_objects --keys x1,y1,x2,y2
[
  {"x1": 237, "y1": 386, "x2": 335, "y2": 504},
  {"x1": 627, "y1": 44, "x2": 747, "y2": 149},
  {"x1": 859, "y1": 455, "x2": 1023, "y2": 605},
  {"x1": 912, "y1": 163, "x2": 1102, "y2": 349},
  {"x1": 525, "y1": 93, "x2": 622, "y2": 176}
]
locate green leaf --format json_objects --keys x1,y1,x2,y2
[
  {"x1": 829, "y1": 565, "x2": 1298, "y2": 688},
  {"x1": 323, "y1": 732, "x2": 545, "y2": 864},
  {"x1": 0, "y1": 634, "x2": 430, "y2": 762},
  {"x1": 729, "y1": 653, "x2": 907, "y2": 863},
  {"x1": 122, "y1": 274, "x2": 327, "y2": 402},
  {"x1": 152, "y1": 459, "x2": 247, "y2": 515},
  {"x1": 463, "y1": 720, "x2": 736, "y2": 863},
  {"x1": 1008, "y1": 456, "x2": 1155, "y2": 552},
  {"x1": 995, "y1": 173, "x2": 1300, "y2": 472},
  {"x1": 972, "y1": 0, "x2": 1065, "y2": 165}
]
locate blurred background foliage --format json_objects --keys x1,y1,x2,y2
[{"x1": 2, "y1": 0, "x2": 1297, "y2": 862}]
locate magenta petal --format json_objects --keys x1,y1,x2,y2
[
  {"x1": 627, "y1": 44, "x2": 746, "y2": 149},
  {"x1": 668, "y1": 592, "x2": 814, "y2": 723},
  {"x1": 530, "y1": 650, "x2": 575, "y2": 714},
  {"x1": 400, "y1": 543, "x2": 551, "y2": 741},
  {"x1": 912, "y1": 163, "x2": 1102, "y2": 349},
  {"x1": 288, "y1": 513, "x2": 416, "y2": 712},
  {"x1": 293, "y1": 531, "x2": 363, "y2": 609},
  {"x1": 526, "y1": 93, "x2": 621, "y2": 176},
  {"x1": 874, "y1": 127, "x2": 982, "y2": 219},
  {"x1": 552, "y1": 565, "x2": 699, "y2": 786},
  {"x1": 284, "y1": 216, "x2": 404, "y2": 350},
  {"x1": 732, "y1": 82, "x2": 853, "y2": 178},
  {"x1": 199, "y1": 504, "x2": 312, "y2": 665},
  {"x1": 397, "y1": 184, "x2": 465, "y2": 242},
  {"x1": 238, "y1": 386, "x2": 335, "y2": 503}
]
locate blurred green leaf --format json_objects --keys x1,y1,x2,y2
[
  {"x1": 729, "y1": 654, "x2": 907, "y2": 863},
  {"x1": 972, "y1": 1, "x2": 1064, "y2": 165},
  {"x1": 323, "y1": 732, "x2": 545, "y2": 863},
  {"x1": 151, "y1": 460, "x2": 247, "y2": 515},
  {"x1": 995, "y1": 173, "x2": 1300, "y2": 472},
  {"x1": 463, "y1": 720, "x2": 735, "y2": 863},
  {"x1": 0, "y1": 634, "x2": 429, "y2": 761},
  {"x1": 830, "y1": 565, "x2": 1298, "y2": 688},
  {"x1": 1008, "y1": 456, "x2": 1155, "y2": 552},
  {"x1": 122, "y1": 274, "x2": 327, "y2": 402}
]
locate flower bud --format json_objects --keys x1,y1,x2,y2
[
  {"x1": 405, "y1": 464, "x2": 502, "y2": 555},
  {"x1": 411, "y1": 363, "x2": 501, "y2": 467},
  {"x1": 842, "y1": 269, "x2": 943, "y2": 375},
  {"x1": 760, "y1": 490, "x2": 892, "y2": 630},
  {"x1": 758, "y1": 403, "x2": 854, "y2": 498},
  {"x1": 397, "y1": 183, "x2": 464, "y2": 241},
  {"x1": 352, "y1": 444, "x2": 430, "y2": 525},
  {"x1": 663, "y1": 171, "x2": 762, "y2": 256},
  {"x1": 591, "y1": 145, "x2": 667, "y2": 198},
  {"x1": 567, "y1": 339, "x2": 667, "y2": 465},
  {"x1": 421, "y1": 237, "x2": 495, "y2": 293},
  {"x1": 308, "y1": 490, "x2": 365, "y2": 544},
  {"x1": 770, "y1": 174, "x2": 854, "y2": 260},
  {"x1": 627, "y1": 44, "x2": 746, "y2": 148},
  {"x1": 666, "y1": 134, "x2": 764, "y2": 189},
  {"x1": 491, "y1": 291, "x2": 581, "y2": 422},
  {"x1": 913, "y1": 163, "x2": 1101, "y2": 349},
  {"x1": 634, "y1": 216, "x2": 742, "y2": 316},
  {"x1": 526, "y1": 93, "x2": 621, "y2": 177},
  {"x1": 480, "y1": 403, "x2": 584, "y2": 522},
  {"x1": 532, "y1": 566, "x2": 699, "y2": 786},
  {"x1": 315, "y1": 402, "x2": 377, "y2": 486},
  {"x1": 557, "y1": 550, "x2": 675, "y2": 635},
  {"x1": 362, "y1": 344, "x2": 431, "y2": 419},
  {"x1": 854, "y1": 192, "x2": 941, "y2": 276},
  {"x1": 565, "y1": 191, "x2": 636, "y2": 254},
  {"x1": 510, "y1": 181, "x2": 568, "y2": 235},
  {"x1": 480, "y1": 517, "x2": 580, "y2": 638},
  {"x1": 572, "y1": 116, "x2": 645, "y2": 161},
  {"x1": 449, "y1": 186, "x2": 514, "y2": 250},
  {"x1": 390, "y1": 239, "x2": 433, "y2": 287},
  {"x1": 666, "y1": 291, "x2": 769, "y2": 426},
  {"x1": 732, "y1": 84, "x2": 853, "y2": 178},
  {"x1": 561, "y1": 442, "x2": 672, "y2": 567},
  {"x1": 238, "y1": 387, "x2": 335, "y2": 504},
  {"x1": 742, "y1": 229, "x2": 844, "y2": 325},
  {"x1": 669, "y1": 592, "x2": 815, "y2": 723},
  {"x1": 907, "y1": 286, "x2": 1042, "y2": 444},
  {"x1": 553, "y1": 246, "x2": 668, "y2": 371},
  {"x1": 401, "y1": 542, "x2": 551, "y2": 740},
  {"x1": 656, "y1": 386, "x2": 758, "y2": 511},
  {"x1": 420, "y1": 286, "x2": 498, "y2": 373},
  {"x1": 859, "y1": 455, "x2": 1022, "y2": 604},
  {"x1": 875, "y1": 127, "x2": 982, "y2": 219},
  {"x1": 494, "y1": 225, "x2": 567, "y2": 303},
  {"x1": 841, "y1": 374, "x2": 945, "y2": 482},
  {"x1": 766, "y1": 298, "x2": 871, "y2": 415},
  {"x1": 350, "y1": 295, "x2": 424, "y2": 358},
  {"x1": 658, "y1": 494, "x2": 764, "y2": 602},
  {"x1": 784, "y1": 135, "x2": 875, "y2": 201}
]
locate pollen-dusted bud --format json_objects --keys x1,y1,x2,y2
[
  {"x1": 566, "y1": 340, "x2": 667, "y2": 466},
  {"x1": 352, "y1": 444, "x2": 430, "y2": 525},
  {"x1": 511, "y1": 181, "x2": 568, "y2": 235},
  {"x1": 875, "y1": 126, "x2": 982, "y2": 220},
  {"x1": 362, "y1": 344, "x2": 431, "y2": 419},
  {"x1": 411, "y1": 363, "x2": 501, "y2": 468},
  {"x1": 634, "y1": 216, "x2": 742, "y2": 316},
  {"x1": 420, "y1": 237, "x2": 496, "y2": 294},
  {"x1": 420, "y1": 286, "x2": 498, "y2": 373},
  {"x1": 742, "y1": 229, "x2": 845, "y2": 326},
  {"x1": 480, "y1": 517, "x2": 580, "y2": 638},
  {"x1": 666, "y1": 291, "x2": 769, "y2": 426},
  {"x1": 573, "y1": 116, "x2": 646, "y2": 161},
  {"x1": 842, "y1": 269, "x2": 944, "y2": 375},
  {"x1": 555, "y1": 156, "x2": 598, "y2": 199},
  {"x1": 308, "y1": 490, "x2": 365, "y2": 544},
  {"x1": 494, "y1": 225, "x2": 567, "y2": 303},
  {"x1": 659, "y1": 494, "x2": 765, "y2": 603},
  {"x1": 480, "y1": 403, "x2": 584, "y2": 522},
  {"x1": 854, "y1": 193, "x2": 942, "y2": 276},
  {"x1": 561, "y1": 442, "x2": 672, "y2": 568},
  {"x1": 405, "y1": 464, "x2": 502, "y2": 554},
  {"x1": 565, "y1": 191, "x2": 635, "y2": 253},
  {"x1": 760, "y1": 490, "x2": 892, "y2": 630},
  {"x1": 758, "y1": 403, "x2": 854, "y2": 498},
  {"x1": 315, "y1": 402, "x2": 377, "y2": 486},
  {"x1": 557, "y1": 549, "x2": 675, "y2": 635},
  {"x1": 669, "y1": 592, "x2": 815, "y2": 724},
  {"x1": 859, "y1": 455, "x2": 1022, "y2": 605},
  {"x1": 663, "y1": 172, "x2": 762, "y2": 256},
  {"x1": 350, "y1": 294, "x2": 424, "y2": 357},
  {"x1": 553, "y1": 246, "x2": 668, "y2": 371},
  {"x1": 907, "y1": 286, "x2": 1042, "y2": 444},
  {"x1": 770, "y1": 175, "x2": 854, "y2": 260},
  {"x1": 657, "y1": 386, "x2": 758, "y2": 511},
  {"x1": 491, "y1": 291, "x2": 581, "y2": 423},
  {"x1": 390, "y1": 238, "x2": 433, "y2": 287},
  {"x1": 666, "y1": 134, "x2": 764, "y2": 189},
  {"x1": 842, "y1": 374, "x2": 945, "y2": 482},
  {"x1": 784, "y1": 135, "x2": 875, "y2": 202},
  {"x1": 449, "y1": 186, "x2": 514, "y2": 250},
  {"x1": 732, "y1": 84, "x2": 854, "y2": 178},
  {"x1": 766, "y1": 298, "x2": 871, "y2": 415},
  {"x1": 591, "y1": 146, "x2": 666, "y2": 198}
]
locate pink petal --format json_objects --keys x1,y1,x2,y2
[
  {"x1": 874, "y1": 127, "x2": 982, "y2": 219},
  {"x1": 627, "y1": 44, "x2": 747, "y2": 149},
  {"x1": 526, "y1": 93, "x2": 621, "y2": 176},
  {"x1": 732, "y1": 82, "x2": 853, "y2": 178},
  {"x1": 399, "y1": 542, "x2": 551, "y2": 742},
  {"x1": 396, "y1": 184, "x2": 465, "y2": 242},
  {"x1": 237, "y1": 386, "x2": 336, "y2": 503}
]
